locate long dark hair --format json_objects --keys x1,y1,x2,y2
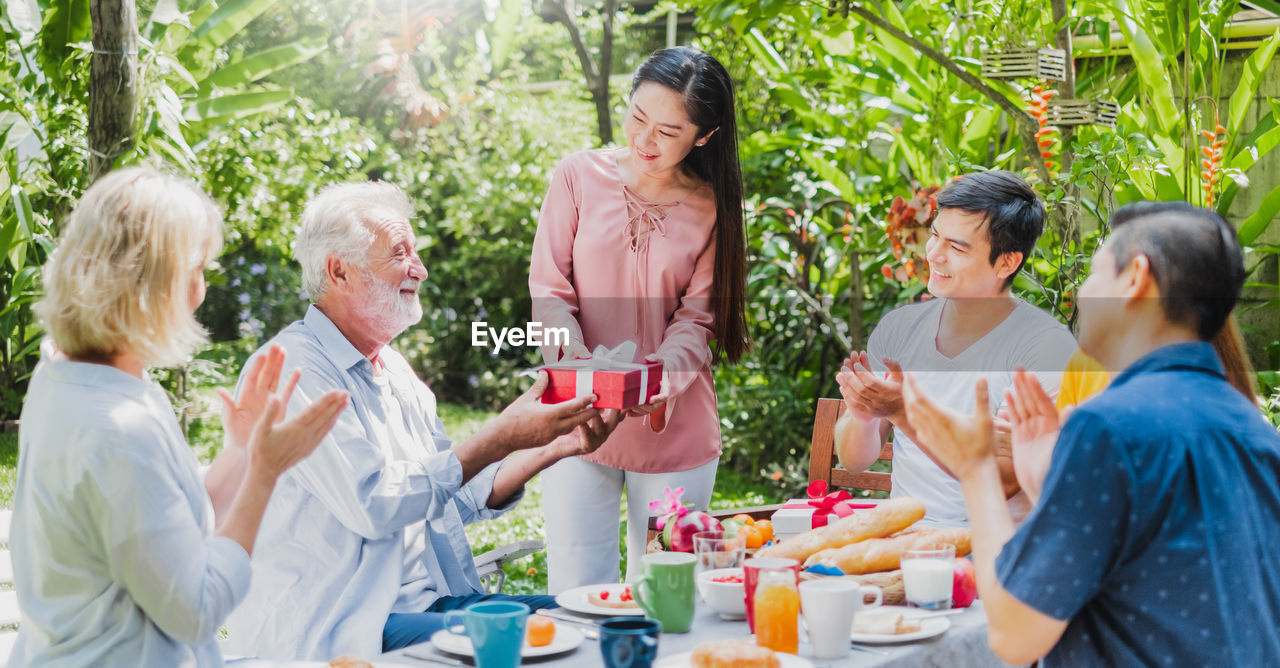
[{"x1": 632, "y1": 47, "x2": 748, "y2": 362}]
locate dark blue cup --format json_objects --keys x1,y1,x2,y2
[{"x1": 598, "y1": 616, "x2": 661, "y2": 668}]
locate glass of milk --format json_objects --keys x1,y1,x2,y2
[{"x1": 901, "y1": 544, "x2": 955, "y2": 610}]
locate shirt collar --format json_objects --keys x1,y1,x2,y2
[
  {"x1": 303, "y1": 304, "x2": 380, "y2": 372},
  {"x1": 1108, "y1": 341, "x2": 1224, "y2": 389}
]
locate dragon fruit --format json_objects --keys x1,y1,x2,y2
[
  {"x1": 650, "y1": 487, "x2": 722, "y2": 553},
  {"x1": 663, "y1": 510, "x2": 722, "y2": 553}
]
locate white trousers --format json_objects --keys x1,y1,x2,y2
[{"x1": 541, "y1": 456, "x2": 718, "y2": 594}]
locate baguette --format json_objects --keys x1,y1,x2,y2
[
  {"x1": 803, "y1": 527, "x2": 972, "y2": 573},
  {"x1": 755, "y1": 497, "x2": 925, "y2": 562}
]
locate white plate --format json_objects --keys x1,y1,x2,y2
[
  {"x1": 555, "y1": 583, "x2": 645, "y2": 616},
  {"x1": 656, "y1": 650, "x2": 814, "y2": 667},
  {"x1": 849, "y1": 614, "x2": 950, "y2": 644},
  {"x1": 429, "y1": 624, "x2": 585, "y2": 658}
]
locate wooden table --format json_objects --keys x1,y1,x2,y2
[{"x1": 380, "y1": 600, "x2": 1012, "y2": 667}]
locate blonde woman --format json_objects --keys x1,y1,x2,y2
[{"x1": 10, "y1": 168, "x2": 348, "y2": 666}]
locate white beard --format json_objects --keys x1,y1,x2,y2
[{"x1": 357, "y1": 269, "x2": 423, "y2": 337}]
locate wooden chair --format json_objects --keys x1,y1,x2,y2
[
  {"x1": 645, "y1": 398, "x2": 894, "y2": 545},
  {"x1": 808, "y1": 398, "x2": 892, "y2": 494}
]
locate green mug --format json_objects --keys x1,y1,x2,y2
[{"x1": 632, "y1": 552, "x2": 696, "y2": 633}]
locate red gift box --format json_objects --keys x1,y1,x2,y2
[{"x1": 541, "y1": 360, "x2": 662, "y2": 410}]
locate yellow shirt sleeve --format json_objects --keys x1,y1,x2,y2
[{"x1": 1056, "y1": 350, "x2": 1111, "y2": 411}]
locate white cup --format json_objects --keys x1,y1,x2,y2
[
  {"x1": 901, "y1": 544, "x2": 955, "y2": 610},
  {"x1": 798, "y1": 579, "x2": 883, "y2": 659}
]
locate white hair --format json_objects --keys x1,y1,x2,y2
[
  {"x1": 295, "y1": 181, "x2": 414, "y2": 301},
  {"x1": 36, "y1": 167, "x2": 223, "y2": 367}
]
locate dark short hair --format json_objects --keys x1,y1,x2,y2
[
  {"x1": 935, "y1": 171, "x2": 1045, "y2": 288},
  {"x1": 1107, "y1": 202, "x2": 1244, "y2": 340}
]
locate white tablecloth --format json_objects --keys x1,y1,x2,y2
[{"x1": 379, "y1": 600, "x2": 1013, "y2": 667}]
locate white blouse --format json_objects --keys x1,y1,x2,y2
[{"x1": 10, "y1": 350, "x2": 250, "y2": 667}]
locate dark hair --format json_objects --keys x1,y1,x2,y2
[
  {"x1": 935, "y1": 171, "x2": 1045, "y2": 289},
  {"x1": 1107, "y1": 201, "x2": 1245, "y2": 341},
  {"x1": 632, "y1": 47, "x2": 748, "y2": 362}
]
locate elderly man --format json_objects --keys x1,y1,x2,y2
[
  {"x1": 217, "y1": 182, "x2": 621, "y2": 660},
  {"x1": 902, "y1": 202, "x2": 1280, "y2": 666}
]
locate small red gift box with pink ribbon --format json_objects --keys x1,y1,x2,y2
[
  {"x1": 769, "y1": 481, "x2": 883, "y2": 541},
  {"x1": 538, "y1": 341, "x2": 662, "y2": 410}
]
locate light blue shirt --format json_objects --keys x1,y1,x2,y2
[
  {"x1": 11, "y1": 347, "x2": 251, "y2": 667},
  {"x1": 225, "y1": 306, "x2": 519, "y2": 660}
]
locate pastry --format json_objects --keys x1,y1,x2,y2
[
  {"x1": 852, "y1": 609, "x2": 922, "y2": 635},
  {"x1": 756, "y1": 497, "x2": 926, "y2": 562},
  {"x1": 804, "y1": 527, "x2": 972, "y2": 573},
  {"x1": 328, "y1": 656, "x2": 373, "y2": 668},
  {"x1": 588, "y1": 586, "x2": 639, "y2": 609},
  {"x1": 690, "y1": 640, "x2": 781, "y2": 668}
]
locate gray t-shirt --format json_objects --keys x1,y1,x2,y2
[{"x1": 868, "y1": 297, "x2": 1078, "y2": 527}]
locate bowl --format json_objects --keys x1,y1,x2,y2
[{"x1": 697, "y1": 567, "x2": 747, "y2": 620}]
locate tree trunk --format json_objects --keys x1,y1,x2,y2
[
  {"x1": 1050, "y1": 0, "x2": 1081, "y2": 246},
  {"x1": 543, "y1": 0, "x2": 619, "y2": 145},
  {"x1": 87, "y1": 0, "x2": 138, "y2": 183}
]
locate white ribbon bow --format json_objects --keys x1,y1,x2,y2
[{"x1": 541, "y1": 340, "x2": 651, "y2": 403}]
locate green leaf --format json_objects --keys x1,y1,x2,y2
[
  {"x1": 1114, "y1": 0, "x2": 1179, "y2": 135},
  {"x1": 488, "y1": 0, "x2": 521, "y2": 73},
  {"x1": 799, "y1": 150, "x2": 855, "y2": 203},
  {"x1": 5, "y1": 0, "x2": 42, "y2": 39},
  {"x1": 38, "y1": 0, "x2": 91, "y2": 92},
  {"x1": 183, "y1": 89, "x2": 294, "y2": 123},
  {"x1": 145, "y1": 0, "x2": 187, "y2": 42},
  {"x1": 7, "y1": 186, "x2": 33, "y2": 272},
  {"x1": 1228, "y1": 31, "x2": 1280, "y2": 142},
  {"x1": 204, "y1": 39, "x2": 325, "y2": 90},
  {"x1": 1238, "y1": 181, "x2": 1280, "y2": 246},
  {"x1": 961, "y1": 107, "x2": 999, "y2": 157},
  {"x1": 746, "y1": 28, "x2": 789, "y2": 75},
  {"x1": 1228, "y1": 115, "x2": 1280, "y2": 173},
  {"x1": 191, "y1": 0, "x2": 280, "y2": 48}
]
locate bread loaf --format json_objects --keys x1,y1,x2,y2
[
  {"x1": 755, "y1": 497, "x2": 926, "y2": 562},
  {"x1": 690, "y1": 640, "x2": 780, "y2": 668},
  {"x1": 803, "y1": 527, "x2": 972, "y2": 573}
]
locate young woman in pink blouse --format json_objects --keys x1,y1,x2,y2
[{"x1": 529, "y1": 47, "x2": 748, "y2": 591}]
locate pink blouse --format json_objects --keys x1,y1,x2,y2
[{"x1": 529, "y1": 148, "x2": 722, "y2": 473}]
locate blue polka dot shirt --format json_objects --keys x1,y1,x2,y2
[{"x1": 996, "y1": 342, "x2": 1280, "y2": 667}]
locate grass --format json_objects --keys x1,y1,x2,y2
[
  {"x1": 0, "y1": 399, "x2": 791, "y2": 596},
  {"x1": 0, "y1": 433, "x2": 15, "y2": 509}
]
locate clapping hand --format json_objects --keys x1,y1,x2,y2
[
  {"x1": 836, "y1": 351, "x2": 905, "y2": 422},
  {"x1": 218, "y1": 345, "x2": 300, "y2": 450},
  {"x1": 901, "y1": 373, "x2": 997, "y2": 481},
  {"x1": 1003, "y1": 370, "x2": 1067, "y2": 504},
  {"x1": 247, "y1": 390, "x2": 348, "y2": 479}
]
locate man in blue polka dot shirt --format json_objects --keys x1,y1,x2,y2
[{"x1": 901, "y1": 202, "x2": 1280, "y2": 666}]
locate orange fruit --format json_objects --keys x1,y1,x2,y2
[
  {"x1": 738, "y1": 524, "x2": 764, "y2": 549},
  {"x1": 732, "y1": 513, "x2": 756, "y2": 526},
  {"x1": 526, "y1": 615, "x2": 556, "y2": 647},
  {"x1": 754, "y1": 520, "x2": 774, "y2": 544}
]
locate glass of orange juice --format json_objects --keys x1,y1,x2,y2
[{"x1": 753, "y1": 568, "x2": 799, "y2": 654}]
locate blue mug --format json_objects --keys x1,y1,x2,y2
[
  {"x1": 442, "y1": 601, "x2": 529, "y2": 668},
  {"x1": 598, "y1": 616, "x2": 661, "y2": 668}
]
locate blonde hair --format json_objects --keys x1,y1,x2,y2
[
  {"x1": 36, "y1": 167, "x2": 224, "y2": 367},
  {"x1": 295, "y1": 181, "x2": 413, "y2": 301}
]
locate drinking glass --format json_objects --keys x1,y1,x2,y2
[
  {"x1": 901, "y1": 544, "x2": 955, "y2": 610},
  {"x1": 692, "y1": 531, "x2": 745, "y2": 579},
  {"x1": 752, "y1": 568, "x2": 799, "y2": 654}
]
